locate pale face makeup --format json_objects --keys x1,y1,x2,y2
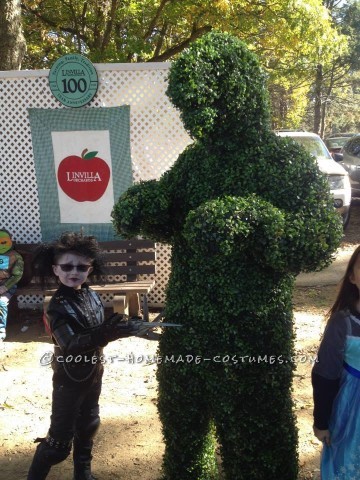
[{"x1": 52, "y1": 252, "x2": 93, "y2": 290}]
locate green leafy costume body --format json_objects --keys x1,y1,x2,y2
[{"x1": 112, "y1": 32, "x2": 342, "y2": 480}]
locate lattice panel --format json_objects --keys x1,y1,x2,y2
[{"x1": 0, "y1": 64, "x2": 190, "y2": 307}]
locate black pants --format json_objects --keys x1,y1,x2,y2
[{"x1": 27, "y1": 365, "x2": 103, "y2": 480}]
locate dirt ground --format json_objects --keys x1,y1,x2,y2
[{"x1": 1, "y1": 203, "x2": 360, "y2": 480}]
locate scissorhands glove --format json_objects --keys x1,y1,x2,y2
[
  {"x1": 97, "y1": 313, "x2": 178, "y2": 345},
  {"x1": 98, "y1": 313, "x2": 137, "y2": 344}
]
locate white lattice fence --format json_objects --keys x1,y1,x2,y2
[{"x1": 0, "y1": 63, "x2": 191, "y2": 308}]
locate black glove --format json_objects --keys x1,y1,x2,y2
[
  {"x1": 103, "y1": 312, "x2": 129, "y2": 328},
  {"x1": 98, "y1": 313, "x2": 136, "y2": 343}
]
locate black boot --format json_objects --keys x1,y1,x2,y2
[
  {"x1": 27, "y1": 459, "x2": 51, "y2": 480},
  {"x1": 27, "y1": 437, "x2": 71, "y2": 480},
  {"x1": 73, "y1": 470, "x2": 98, "y2": 480},
  {"x1": 73, "y1": 473, "x2": 98, "y2": 480},
  {"x1": 73, "y1": 436, "x2": 98, "y2": 480}
]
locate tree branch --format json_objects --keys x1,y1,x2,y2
[
  {"x1": 154, "y1": 22, "x2": 168, "y2": 57},
  {"x1": 21, "y1": 2, "x2": 88, "y2": 45},
  {"x1": 144, "y1": 0, "x2": 172, "y2": 42},
  {"x1": 101, "y1": 0, "x2": 119, "y2": 52},
  {"x1": 147, "y1": 24, "x2": 212, "y2": 62}
]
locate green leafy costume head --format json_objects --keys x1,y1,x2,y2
[
  {"x1": 166, "y1": 32, "x2": 270, "y2": 142},
  {"x1": 0, "y1": 230, "x2": 13, "y2": 254}
]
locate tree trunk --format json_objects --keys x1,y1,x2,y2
[
  {"x1": 320, "y1": 101, "x2": 327, "y2": 138},
  {"x1": 313, "y1": 64, "x2": 323, "y2": 135},
  {"x1": 0, "y1": 0, "x2": 26, "y2": 70}
]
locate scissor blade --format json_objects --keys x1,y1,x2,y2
[
  {"x1": 149, "y1": 322, "x2": 182, "y2": 328},
  {"x1": 135, "y1": 322, "x2": 182, "y2": 331},
  {"x1": 132, "y1": 322, "x2": 182, "y2": 337}
]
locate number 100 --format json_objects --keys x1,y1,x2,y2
[{"x1": 61, "y1": 78, "x2": 87, "y2": 93}]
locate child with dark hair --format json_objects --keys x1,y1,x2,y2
[
  {"x1": 0, "y1": 228, "x2": 24, "y2": 340},
  {"x1": 312, "y1": 244, "x2": 360, "y2": 478},
  {"x1": 27, "y1": 232, "x2": 140, "y2": 480}
]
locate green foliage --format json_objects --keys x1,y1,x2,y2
[
  {"x1": 339, "y1": 0, "x2": 360, "y2": 72},
  {"x1": 317, "y1": 1, "x2": 360, "y2": 135},
  {"x1": 111, "y1": 180, "x2": 172, "y2": 243},
  {"x1": 183, "y1": 195, "x2": 286, "y2": 264},
  {"x1": 112, "y1": 31, "x2": 342, "y2": 479},
  {"x1": 20, "y1": 0, "x2": 354, "y2": 129},
  {"x1": 166, "y1": 32, "x2": 270, "y2": 141}
]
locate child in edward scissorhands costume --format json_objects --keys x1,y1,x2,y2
[
  {"x1": 27, "y1": 231, "x2": 161, "y2": 480},
  {"x1": 0, "y1": 228, "x2": 24, "y2": 340},
  {"x1": 112, "y1": 32, "x2": 342, "y2": 480}
]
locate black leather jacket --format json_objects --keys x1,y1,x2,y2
[{"x1": 45, "y1": 283, "x2": 106, "y2": 381}]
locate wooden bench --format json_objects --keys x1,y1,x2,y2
[{"x1": 11, "y1": 239, "x2": 156, "y2": 320}]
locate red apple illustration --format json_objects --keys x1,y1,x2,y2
[{"x1": 57, "y1": 148, "x2": 111, "y2": 202}]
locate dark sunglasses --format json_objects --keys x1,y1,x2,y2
[{"x1": 56, "y1": 264, "x2": 92, "y2": 272}]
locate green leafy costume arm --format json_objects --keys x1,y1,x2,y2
[
  {"x1": 111, "y1": 178, "x2": 173, "y2": 243},
  {"x1": 183, "y1": 193, "x2": 342, "y2": 275}
]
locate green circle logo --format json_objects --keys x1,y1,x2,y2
[{"x1": 49, "y1": 54, "x2": 98, "y2": 108}]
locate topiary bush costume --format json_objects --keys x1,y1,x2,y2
[{"x1": 112, "y1": 32, "x2": 343, "y2": 480}]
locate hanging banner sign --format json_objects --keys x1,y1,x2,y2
[
  {"x1": 28, "y1": 106, "x2": 132, "y2": 241},
  {"x1": 49, "y1": 54, "x2": 98, "y2": 107}
]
